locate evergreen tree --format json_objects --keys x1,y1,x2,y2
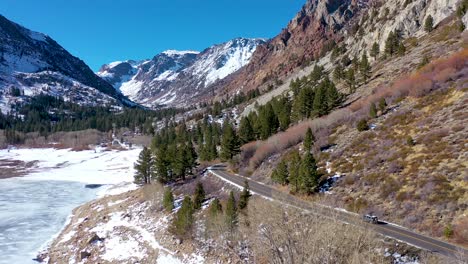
[
  {"x1": 238, "y1": 116, "x2": 255, "y2": 144},
  {"x1": 397, "y1": 42, "x2": 406, "y2": 56},
  {"x1": 193, "y1": 182, "x2": 206, "y2": 210},
  {"x1": 288, "y1": 150, "x2": 302, "y2": 193},
  {"x1": 225, "y1": 191, "x2": 238, "y2": 230},
  {"x1": 424, "y1": 15, "x2": 434, "y2": 32},
  {"x1": 378, "y1": 98, "x2": 387, "y2": 113},
  {"x1": 326, "y1": 80, "x2": 341, "y2": 110},
  {"x1": 299, "y1": 152, "x2": 319, "y2": 194},
  {"x1": 345, "y1": 68, "x2": 356, "y2": 93},
  {"x1": 303, "y1": 127, "x2": 315, "y2": 153},
  {"x1": 271, "y1": 159, "x2": 288, "y2": 185},
  {"x1": 163, "y1": 187, "x2": 175, "y2": 212},
  {"x1": 313, "y1": 82, "x2": 328, "y2": 116},
  {"x1": 172, "y1": 196, "x2": 194, "y2": 237},
  {"x1": 154, "y1": 146, "x2": 171, "y2": 183},
  {"x1": 220, "y1": 121, "x2": 240, "y2": 161},
  {"x1": 369, "y1": 103, "x2": 377, "y2": 118},
  {"x1": 385, "y1": 31, "x2": 398, "y2": 56},
  {"x1": 370, "y1": 42, "x2": 380, "y2": 60},
  {"x1": 259, "y1": 103, "x2": 279, "y2": 139},
  {"x1": 238, "y1": 180, "x2": 251, "y2": 210},
  {"x1": 209, "y1": 198, "x2": 222, "y2": 217},
  {"x1": 134, "y1": 147, "x2": 153, "y2": 184},
  {"x1": 333, "y1": 64, "x2": 345, "y2": 81},
  {"x1": 360, "y1": 53, "x2": 371, "y2": 83}
]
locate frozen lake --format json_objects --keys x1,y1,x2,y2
[{"x1": 0, "y1": 147, "x2": 140, "y2": 264}]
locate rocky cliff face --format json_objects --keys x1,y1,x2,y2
[
  {"x1": 216, "y1": 0, "x2": 462, "y2": 96},
  {"x1": 0, "y1": 15, "x2": 129, "y2": 113},
  {"x1": 97, "y1": 38, "x2": 265, "y2": 108}
]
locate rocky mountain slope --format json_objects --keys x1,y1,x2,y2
[
  {"x1": 97, "y1": 38, "x2": 265, "y2": 108},
  {"x1": 0, "y1": 14, "x2": 130, "y2": 114},
  {"x1": 215, "y1": 0, "x2": 462, "y2": 97}
]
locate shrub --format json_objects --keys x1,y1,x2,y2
[
  {"x1": 406, "y1": 136, "x2": 415, "y2": 146},
  {"x1": 444, "y1": 224, "x2": 454, "y2": 238},
  {"x1": 357, "y1": 119, "x2": 369, "y2": 131}
]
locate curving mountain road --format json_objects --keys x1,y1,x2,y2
[{"x1": 207, "y1": 165, "x2": 468, "y2": 259}]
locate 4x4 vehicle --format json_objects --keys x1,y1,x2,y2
[{"x1": 363, "y1": 214, "x2": 379, "y2": 224}]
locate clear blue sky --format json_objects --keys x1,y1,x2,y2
[{"x1": 0, "y1": 0, "x2": 305, "y2": 71}]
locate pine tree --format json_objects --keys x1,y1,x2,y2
[
  {"x1": 345, "y1": 68, "x2": 356, "y2": 93},
  {"x1": 225, "y1": 191, "x2": 238, "y2": 230},
  {"x1": 163, "y1": 187, "x2": 175, "y2": 212},
  {"x1": 369, "y1": 103, "x2": 377, "y2": 118},
  {"x1": 209, "y1": 198, "x2": 222, "y2": 217},
  {"x1": 220, "y1": 121, "x2": 240, "y2": 161},
  {"x1": 397, "y1": 42, "x2": 406, "y2": 56},
  {"x1": 272, "y1": 159, "x2": 288, "y2": 185},
  {"x1": 360, "y1": 53, "x2": 371, "y2": 83},
  {"x1": 378, "y1": 98, "x2": 387, "y2": 113},
  {"x1": 299, "y1": 152, "x2": 319, "y2": 194},
  {"x1": 259, "y1": 103, "x2": 279, "y2": 139},
  {"x1": 303, "y1": 127, "x2": 315, "y2": 153},
  {"x1": 326, "y1": 80, "x2": 341, "y2": 110},
  {"x1": 370, "y1": 42, "x2": 380, "y2": 60},
  {"x1": 134, "y1": 147, "x2": 153, "y2": 184},
  {"x1": 385, "y1": 31, "x2": 399, "y2": 56},
  {"x1": 313, "y1": 82, "x2": 328, "y2": 116},
  {"x1": 193, "y1": 182, "x2": 206, "y2": 210},
  {"x1": 172, "y1": 196, "x2": 194, "y2": 237},
  {"x1": 333, "y1": 64, "x2": 344, "y2": 80},
  {"x1": 238, "y1": 180, "x2": 251, "y2": 210},
  {"x1": 238, "y1": 116, "x2": 255, "y2": 144},
  {"x1": 154, "y1": 146, "x2": 171, "y2": 183},
  {"x1": 424, "y1": 15, "x2": 434, "y2": 32},
  {"x1": 288, "y1": 150, "x2": 302, "y2": 193}
]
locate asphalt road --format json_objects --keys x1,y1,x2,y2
[{"x1": 208, "y1": 165, "x2": 468, "y2": 259}]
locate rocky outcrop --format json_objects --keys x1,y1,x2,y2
[{"x1": 216, "y1": 0, "x2": 462, "y2": 97}]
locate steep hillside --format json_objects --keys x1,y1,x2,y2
[
  {"x1": 98, "y1": 38, "x2": 265, "y2": 108},
  {"x1": 216, "y1": 0, "x2": 461, "y2": 98},
  {"x1": 0, "y1": 15, "x2": 130, "y2": 113}
]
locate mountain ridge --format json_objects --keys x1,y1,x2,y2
[
  {"x1": 0, "y1": 14, "x2": 132, "y2": 113},
  {"x1": 97, "y1": 37, "x2": 266, "y2": 108}
]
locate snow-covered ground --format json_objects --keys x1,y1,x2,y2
[{"x1": 0, "y1": 147, "x2": 141, "y2": 264}]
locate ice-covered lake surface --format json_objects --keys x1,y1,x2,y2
[{"x1": 0, "y1": 147, "x2": 140, "y2": 264}]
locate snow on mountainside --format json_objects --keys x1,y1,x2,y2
[
  {"x1": 97, "y1": 38, "x2": 265, "y2": 108},
  {"x1": 0, "y1": 14, "x2": 129, "y2": 114}
]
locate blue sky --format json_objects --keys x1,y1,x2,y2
[{"x1": 0, "y1": 0, "x2": 305, "y2": 71}]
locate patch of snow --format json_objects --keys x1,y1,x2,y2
[
  {"x1": 102, "y1": 235, "x2": 144, "y2": 261},
  {"x1": 162, "y1": 50, "x2": 199, "y2": 56},
  {"x1": 157, "y1": 253, "x2": 183, "y2": 264},
  {"x1": 119, "y1": 79, "x2": 144, "y2": 101},
  {"x1": 28, "y1": 30, "x2": 47, "y2": 42}
]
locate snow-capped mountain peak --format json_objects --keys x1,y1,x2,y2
[
  {"x1": 97, "y1": 38, "x2": 266, "y2": 108},
  {"x1": 162, "y1": 50, "x2": 199, "y2": 56}
]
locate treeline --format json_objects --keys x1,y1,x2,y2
[
  {"x1": 239, "y1": 68, "x2": 343, "y2": 141},
  {"x1": 134, "y1": 117, "x2": 242, "y2": 184},
  {"x1": 0, "y1": 94, "x2": 183, "y2": 143}
]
